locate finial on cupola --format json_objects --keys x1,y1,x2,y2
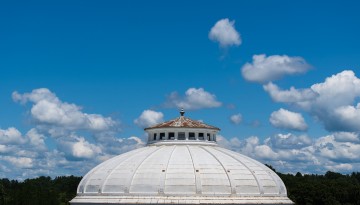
[{"x1": 180, "y1": 108, "x2": 185, "y2": 116}]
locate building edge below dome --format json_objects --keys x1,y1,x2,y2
[{"x1": 70, "y1": 195, "x2": 294, "y2": 204}]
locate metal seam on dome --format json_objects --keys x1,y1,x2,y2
[
  {"x1": 201, "y1": 146, "x2": 236, "y2": 195},
  {"x1": 228, "y1": 150, "x2": 287, "y2": 195},
  {"x1": 213, "y1": 147, "x2": 264, "y2": 196},
  {"x1": 128, "y1": 145, "x2": 166, "y2": 193},
  {"x1": 99, "y1": 146, "x2": 158, "y2": 193},
  {"x1": 80, "y1": 155, "x2": 123, "y2": 193},
  {"x1": 238, "y1": 154, "x2": 286, "y2": 195},
  {"x1": 160, "y1": 145, "x2": 177, "y2": 194},
  {"x1": 80, "y1": 147, "x2": 147, "y2": 194},
  {"x1": 186, "y1": 145, "x2": 202, "y2": 195}
]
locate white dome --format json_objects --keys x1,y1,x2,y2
[{"x1": 71, "y1": 112, "x2": 293, "y2": 204}]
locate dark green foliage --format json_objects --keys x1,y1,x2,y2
[
  {"x1": 0, "y1": 176, "x2": 81, "y2": 205},
  {"x1": 280, "y1": 172, "x2": 360, "y2": 205},
  {"x1": 265, "y1": 165, "x2": 360, "y2": 205},
  {"x1": 1, "y1": 171, "x2": 360, "y2": 205}
]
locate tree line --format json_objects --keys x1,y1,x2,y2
[
  {"x1": 267, "y1": 165, "x2": 360, "y2": 205},
  {"x1": 0, "y1": 169, "x2": 360, "y2": 205},
  {"x1": 0, "y1": 176, "x2": 81, "y2": 205}
]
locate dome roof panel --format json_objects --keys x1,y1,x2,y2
[
  {"x1": 72, "y1": 113, "x2": 292, "y2": 204},
  {"x1": 77, "y1": 145, "x2": 288, "y2": 197},
  {"x1": 71, "y1": 113, "x2": 293, "y2": 204}
]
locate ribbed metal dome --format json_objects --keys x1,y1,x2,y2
[{"x1": 71, "y1": 112, "x2": 293, "y2": 204}]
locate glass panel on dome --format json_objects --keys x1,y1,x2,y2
[
  {"x1": 207, "y1": 133, "x2": 211, "y2": 141},
  {"x1": 198, "y1": 133, "x2": 204, "y2": 140},
  {"x1": 153, "y1": 133, "x2": 157, "y2": 140},
  {"x1": 189, "y1": 132, "x2": 195, "y2": 140},
  {"x1": 168, "y1": 132, "x2": 175, "y2": 140},
  {"x1": 160, "y1": 133, "x2": 165, "y2": 140},
  {"x1": 178, "y1": 132, "x2": 185, "y2": 140}
]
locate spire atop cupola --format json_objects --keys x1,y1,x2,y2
[{"x1": 180, "y1": 108, "x2": 185, "y2": 116}]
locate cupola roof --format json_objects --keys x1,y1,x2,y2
[{"x1": 145, "y1": 109, "x2": 220, "y2": 131}]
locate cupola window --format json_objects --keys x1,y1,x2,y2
[
  {"x1": 153, "y1": 133, "x2": 157, "y2": 141},
  {"x1": 198, "y1": 133, "x2": 204, "y2": 140},
  {"x1": 189, "y1": 132, "x2": 195, "y2": 140},
  {"x1": 178, "y1": 132, "x2": 185, "y2": 140},
  {"x1": 207, "y1": 133, "x2": 211, "y2": 141},
  {"x1": 160, "y1": 133, "x2": 165, "y2": 140},
  {"x1": 168, "y1": 132, "x2": 175, "y2": 140}
]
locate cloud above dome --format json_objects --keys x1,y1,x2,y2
[
  {"x1": 164, "y1": 88, "x2": 222, "y2": 110},
  {"x1": 209, "y1": 18, "x2": 241, "y2": 48},
  {"x1": 57, "y1": 134, "x2": 102, "y2": 160},
  {"x1": 1, "y1": 88, "x2": 146, "y2": 180},
  {"x1": 241, "y1": 54, "x2": 311, "y2": 83},
  {"x1": 230, "y1": 113, "x2": 242, "y2": 125},
  {"x1": 218, "y1": 132, "x2": 360, "y2": 173},
  {"x1": 0, "y1": 127, "x2": 27, "y2": 145},
  {"x1": 264, "y1": 70, "x2": 360, "y2": 132},
  {"x1": 269, "y1": 108, "x2": 308, "y2": 131},
  {"x1": 134, "y1": 110, "x2": 164, "y2": 128},
  {"x1": 13, "y1": 88, "x2": 118, "y2": 132}
]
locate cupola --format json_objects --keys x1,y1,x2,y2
[{"x1": 145, "y1": 109, "x2": 219, "y2": 145}]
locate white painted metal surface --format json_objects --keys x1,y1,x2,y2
[{"x1": 72, "y1": 143, "x2": 293, "y2": 204}]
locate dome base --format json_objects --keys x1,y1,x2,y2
[{"x1": 70, "y1": 195, "x2": 293, "y2": 204}]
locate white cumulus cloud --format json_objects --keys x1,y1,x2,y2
[
  {"x1": 263, "y1": 82, "x2": 318, "y2": 103},
  {"x1": 0, "y1": 127, "x2": 27, "y2": 144},
  {"x1": 209, "y1": 18, "x2": 241, "y2": 48},
  {"x1": 264, "y1": 70, "x2": 360, "y2": 132},
  {"x1": 165, "y1": 88, "x2": 222, "y2": 110},
  {"x1": 325, "y1": 163, "x2": 353, "y2": 172},
  {"x1": 134, "y1": 110, "x2": 164, "y2": 128},
  {"x1": 6, "y1": 88, "x2": 149, "y2": 179},
  {"x1": 267, "y1": 133, "x2": 312, "y2": 149},
  {"x1": 218, "y1": 133, "x2": 360, "y2": 173},
  {"x1": 230, "y1": 113, "x2": 242, "y2": 124},
  {"x1": 2, "y1": 156, "x2": 33, "y2": 168},
  {"x1": 26, "y1": 128, "x2": 47, "y2": 150},
  {"x1": 270, "y1": 108, "x2": 308, "y2": 131},
  {"x1": 331, "y1": 103, "x2": 360, "y2": 132},
  {"x1": 312, "y1": 135, "x2": 360, "y2": 162},
  {"x1": 254, "y1": 145, "x2": 279, "y2": 160},
  {"x1": 12, "y1": 88, "x2": 118, "y2": 132},
  {"x1": 57, "y1": 134, "x2": 102, "y2": 160},
  {"x1": 333, "y1": 132, "x2": 359, "y2": 143},
  {"x1": 241, "y1": 54, "x2": 311, "y2": 83}
]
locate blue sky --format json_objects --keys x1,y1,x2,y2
[{"x1": 1, "y1": 0, "x2": 360, "y2": 179}]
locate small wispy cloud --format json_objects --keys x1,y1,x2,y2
[
  {"x1": 209, "y1": 18, "x2": 241, "y2": 48},
  {"x1": 164, "y1": 88, "x2": 222, "y2": 110},
  {"x1": 134, "y1": 110, "x2": 164, "y2": 128},
  {"x1": 230, "y1": 113, "x2": 242, "y2": 125}
]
